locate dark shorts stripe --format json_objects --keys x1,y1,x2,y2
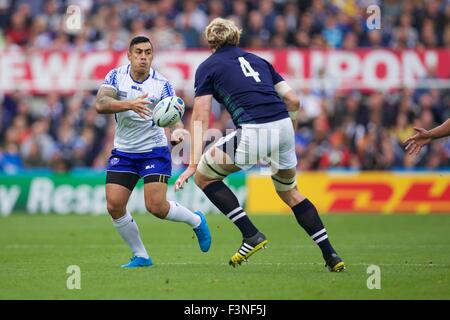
[
  {"x1": 106, "y1": 171, "x2": 140, "y2": 191},
  {"x1": 271, "y1": 176, "x2": 295, "y2": 185},
  {"x1": 143, "y1": 174, "x2": 170, "y2": 184},
  {"x1": 205, "y1": 160, "x2": 227, "y2": 177}
]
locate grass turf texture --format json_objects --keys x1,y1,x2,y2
[{"x1": 0, "y1": 214, "x2": 449, "y2": 299}]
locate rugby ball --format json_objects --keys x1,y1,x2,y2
[{"x1": 152, "y1": 96, "x2": 185, "y2": 127}]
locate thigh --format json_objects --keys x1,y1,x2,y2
[
  {"x1": 274, "y1": 167, "x2": 297, "y2": 179},
  {"x1": 144, "y1": 182, "x2": 167, "y2": 203},
  {"x1": 105, "y1": 181, "x2": 134, "y2": 218},
  {"x1": 141, "y1": 155, "x2": 171, "y2": 217},
  {"x1": 271, "y1": 167, "x2": 298, "y2": 193},
  {"x1": 105, "y1": 171, "x2": 138, "y2": 209},
  {"x1": 143, "y1": 182, "x2": 169, "y2": 218},
  {"x1": 197, "y1": 145, "x2": 242, "y2": 182},
  {"x1": 272, "y1": 167, "x2": 305, "y2": 206},
  {"x1": 106, "y1": 152, "x2": 140, "y2": 217},
  {"x1": 210, "y1": 147, "x2": 243, "y2": 174}
]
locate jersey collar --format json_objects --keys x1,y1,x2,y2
[
  {"x1": 215, "y1": 44, "x2": 238, "y2": 54},
  {"x1": 128, "y1": 64, "x2": 151, "y2": 84}
]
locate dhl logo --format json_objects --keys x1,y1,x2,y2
[
  {"x1": 246, "y1": 173, "x2": 450, "y2": 214},
  {"x1": 327, "y1": 182, "x2": 450, "y2": 214}
]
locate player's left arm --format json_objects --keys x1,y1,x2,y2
[
  {"x1": 275, "y1": 81, "x2": 301, "y2": 129},
  {"x1": 174, "y1": 95, "x2": 212, "y2": 191},
  {"x1": 189, "y1": 95, "x2": 212, "y2": 168}
]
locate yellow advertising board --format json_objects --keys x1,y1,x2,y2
[{"x1": 247, "y1": 172, "x2": 450, "y2": 214}]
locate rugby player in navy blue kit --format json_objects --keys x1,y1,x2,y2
[{"x1": 176, "y1": 18, "x2": 345, "y2": 272}]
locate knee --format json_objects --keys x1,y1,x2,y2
[
  {"x1": 277, "y1": 189, "x2": 304, "y2": 207},
  {"x1": 145, "y1": 201, "x2": 168, "y2": 219},
  {"x1": 194, "y1": 172, "x2": 210, "y2": 190},
  {"x1": 106, "y1": 202, "x2": 126, "y2": 219}
]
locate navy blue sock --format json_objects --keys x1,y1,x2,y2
[
  {"x1": 292, "y1": 199, "x2": 336, "y2": 259},
  {"x1": 203, "y1": 181, "x2": 258, "y2": 238}
]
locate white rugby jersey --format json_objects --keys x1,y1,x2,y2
[{"x1": 100, "y1": 64, "x2": 175, "y2": 152}]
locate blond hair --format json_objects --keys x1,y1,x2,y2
[{"x1": 204, "y1": 18, "x2": 242, "y2": 50}]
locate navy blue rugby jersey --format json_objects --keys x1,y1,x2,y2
[{"x1": 194, "y1": 45, "x2": 289, "y2": 126}]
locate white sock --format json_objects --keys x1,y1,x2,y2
[
  {"x1": 113, "y1": 211, "x2": 149, "y2": 259},
  {"x1": 165, "y1": 201, "x2": 201, "y2": 228}
]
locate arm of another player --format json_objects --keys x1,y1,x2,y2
[
  {"x1": 404, "y1": 118, "x2": 450, "y2": 155},
  {"x1": 95, "y1": 86, "x2": 152, "y2": 119},
  {"x1": 175, "y1": 95, "x2": 212, "y2": 191},
  {"x1": 275, "y1": 81, "x2": 301, "y2": 129}
]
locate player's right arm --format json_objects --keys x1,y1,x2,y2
[{"x1": 95, "y1": 86, "x2": 152, "y2": 119}]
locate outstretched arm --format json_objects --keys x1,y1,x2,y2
[
  {"x1": 174, "y1": 95, "x2": 212, "y2": 191},
  {"x1": 189, "y1": 95, "x2": 212, "y2": 168},
  {"x1": 404, "y1": 119, "x2": 450, "y2": 155},
  {"x1": 427, "y1": 119, "x2": 450, "y2": 140}
]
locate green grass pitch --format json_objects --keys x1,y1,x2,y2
[{"x1": 0, "y1": 214, "x2": 449, "y2": 299}]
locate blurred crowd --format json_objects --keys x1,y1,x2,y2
[
  {"x1": 1, "y1": 0, "x2": 450, "y2": 50},
  {"x1": 0, "y1": 0, "x2": 449, "y2": 173},
  {"x1": 1, "y1": 84, "x2": 449, "y2": 173}
]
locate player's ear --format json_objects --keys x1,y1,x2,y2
[{"x1": 127, "y1": 48, "x2": 132, "y2": 61}]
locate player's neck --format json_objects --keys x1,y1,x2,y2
[{"x1": 130, "y1": 69, "x2": 150, "y2": 83}]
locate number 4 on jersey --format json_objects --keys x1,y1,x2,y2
[{"x1": 238, "y1": 57, "x2": 261, "y2": 82}]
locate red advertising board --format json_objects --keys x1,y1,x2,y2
[{"x1": 1, "y1": 49, "x2": 449, "y2": 94}]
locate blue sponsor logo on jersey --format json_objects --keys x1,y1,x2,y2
[
  {"x1": 131, "y1": 85, "x2": 142, "y2": 91},
  {"x1": 110, "y1": 157, "x2": 120, "y2": 165}
]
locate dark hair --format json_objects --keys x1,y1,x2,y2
[{"x1": 129, "y1": 36, "x2": 152, "y2": 50}]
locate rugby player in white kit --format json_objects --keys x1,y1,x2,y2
[{"x1": 95, "y1": 36, "x2": 211, "y2": 268}]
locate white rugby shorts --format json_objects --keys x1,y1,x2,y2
[{"x1": 213, "y1": 117, "x2": 297, "y2": 171}]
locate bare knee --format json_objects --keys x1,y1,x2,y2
[
  {"x1": 277, "y1": 188, "x2": 305, "y2": 208},
  {"x1": 194, "y1": 172, "x2": 214, "y2": 190},
  {"x1": 145, "y1": 201, "x2": 169, "y2": 219},
  {"x1": 106, "y1": 202, "x2": 126, "y2": 220}
]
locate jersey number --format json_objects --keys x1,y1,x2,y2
[{"x1": 238, "y1": 57, "x2": 261, "y2": 82}]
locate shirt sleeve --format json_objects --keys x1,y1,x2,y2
[
  {"x1": 101, "y1": 69, "x2": 118, "y2": 91},
  {"x1": 161, "y1": 81, "x2": 176, "y2": 100},
  {"x1": 194, "y1": 63, "x2": 214, "y2": 97},
  {"x1": 265, "y1": 59, "x2": 284, "y2": 85}
]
